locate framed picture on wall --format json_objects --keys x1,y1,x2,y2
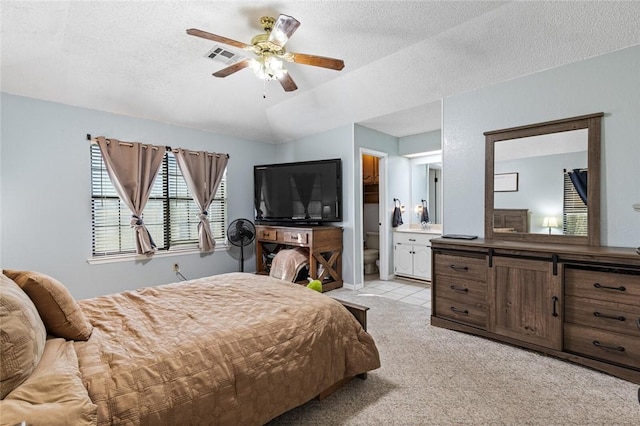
[{"x1": 494, "y1": 172, "x2": 518, "y2": 192}]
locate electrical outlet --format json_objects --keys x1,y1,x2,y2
[{"x1": 172, "y1": 263, "x2": 180, "y2": 272}]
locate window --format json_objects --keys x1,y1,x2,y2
[
  {"x1": 563, "y1": 170, "x2": 587, "y2": 236},
  {"x1": 91, "y1": 145, "x2": 227, "y2": 256}
]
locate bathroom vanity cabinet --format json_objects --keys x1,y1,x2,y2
[{"x1": 393, "y1": 231, "x2": 439, "y2": 281}]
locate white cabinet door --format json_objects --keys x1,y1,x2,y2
[
  {"x1": 393, "y1": 231, "x2": 437, "y2": 280},
  {"x1": 413, "y1": 244, "x2": 431, "y2": 280},
  {"x1": 394, "y1": 243, "x2": 413, "y2": 276}
]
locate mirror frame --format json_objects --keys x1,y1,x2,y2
[{"x1": 484, "y1": 112, "x2": 603, "y2": 246}]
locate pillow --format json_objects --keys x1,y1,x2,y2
[
  {"x1": 3, "y1": 270, "x2": 93, "y2": 341},
  {"x1": 0, "y1": 338, "x2": 98, "y2": 425},
  {"x1": 0, "y1": 274, "x2": 47, "y2": 399}
]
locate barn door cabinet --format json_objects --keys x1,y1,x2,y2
[
  {"x1": 489, "y1": 256, "x2": 562, "y2": 350},
  {"x1": 431, "y1": 238, "x2": 640, "y2": 384}
]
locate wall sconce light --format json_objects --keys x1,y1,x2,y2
[
  {"x1": 542, "y1": 216, "x2": 559, "y2": 235},
  {"x1": 400, "y1": 205, "x2": 406, "y2": 214},
  {"x1": 415, "y1": 204, "x2": 423, "y2": 218}
]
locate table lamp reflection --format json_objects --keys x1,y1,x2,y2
[{"x1": 542, "y1": 216, "x2": 559, "y2": 235}]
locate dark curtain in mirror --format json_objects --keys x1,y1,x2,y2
[{"x1": 568, "y1": 168, "x2": 588, "y2": 205}]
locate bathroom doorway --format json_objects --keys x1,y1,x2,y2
[{"x1": 360, "y1": 149, "x2": 388, "y2": 285}]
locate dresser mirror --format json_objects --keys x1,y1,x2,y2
[{"x1": 484, "y1": 113, "x2": 603, "y2": 245}]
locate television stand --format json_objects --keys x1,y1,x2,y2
[{"x1": 255, "y1": 225, "x2": 343, "y2": 291}]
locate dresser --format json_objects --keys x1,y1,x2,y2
[
  {"x1": 255, "y1": 225, "x2": 343, "y2": 291},
  {"x1": 431, "y1": 238, "x2": 640, "y2": 384}
]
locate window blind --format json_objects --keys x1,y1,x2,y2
[
  {"x1": 91, "y1": 145, "x2": 227, "y2": 256},
  {"x1": 563, "y1": 170, "x2": 588, "y2": 236}
]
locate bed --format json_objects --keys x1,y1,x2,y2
[{"x1": 0, "y1": 270, "x2": 380, "y2": 426}]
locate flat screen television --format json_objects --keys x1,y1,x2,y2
[{"x1": 254, "y1": 158, "x2": 342, "y2": 224}]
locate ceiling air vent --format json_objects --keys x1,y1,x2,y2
[{"x1": 204, "y1": 45, "x2": 244, "y2": 65}]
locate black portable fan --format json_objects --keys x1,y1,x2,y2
[{"x1": 227, "y1": 218, "x2": 256, "y2": 272}]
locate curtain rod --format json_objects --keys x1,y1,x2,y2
[{"x1": 86, "y1": 134, "x2": 230, "y2": 158}]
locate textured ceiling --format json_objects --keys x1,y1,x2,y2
[{"x1": 2, "y1": 1, "x2": 639, "y2": 143}]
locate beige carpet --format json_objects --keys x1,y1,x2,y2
[{"x1": 268, "y1": 288, "x2": 639, "y2": 425}]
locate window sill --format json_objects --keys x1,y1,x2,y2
[{"x1": 87, "y1": 244, "x2": 229, "y2": 265}]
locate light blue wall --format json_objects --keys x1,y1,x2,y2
[
  {"x1": 1, "y1": 93, "x2": 276, "y2": 299},
  {"x1": 399, "y1": 130, "x2": 442, "y2": 156},
  {"x1": 443, "y1": 45, "x2": 640, "y2": 247},
  {"x1": 275, "y1": 125, "x2": 356, "y2": 283}
]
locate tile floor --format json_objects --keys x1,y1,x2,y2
[{"x1": 355, "y1": 274, "x2": 431, "y2": 308}]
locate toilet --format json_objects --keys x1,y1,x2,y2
[{"x1": 363, "y1": 232, "x2": 379, "y2": 274}]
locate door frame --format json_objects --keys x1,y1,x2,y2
[{"x1": 359, "y1": 148, "x2": 389, "y2": 284}]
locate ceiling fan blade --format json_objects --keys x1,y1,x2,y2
[
  {"x1": 212, "y1": 59, "x2": 251, "y2": 78},
  {"x1": 288, "y1": 53, "x2": 345, "y2": 71},
  {"x1": 186, "y1": 28, "x2": 252, "y2": 50},
  {"x1": 278, "y1": 72, "x2": 298, "y2": 92},
  {"x1": 268, "y1": 14, "x2": 301, "y2": 47}
]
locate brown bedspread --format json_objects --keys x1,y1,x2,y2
[{"x1": 74, "y1": 273, "x2": 380, "y2": 425}]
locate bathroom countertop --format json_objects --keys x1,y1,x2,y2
[{"x1": 393, "y1": 226, "x2": 442, "y2": 235}]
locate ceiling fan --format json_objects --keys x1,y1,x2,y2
[{"x1": 187, "y1": 14, "x2": 345, "y2": 92}]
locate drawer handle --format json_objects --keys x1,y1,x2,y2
[
  {"x1": 408, "y1": 238, "x2": 416, "y2": 242},
  {"x1": 450, "y1": 306, "x2": 469, "y2": 315},
  {"x1": 551, "y1": 296, "x2": 559, "y2": 317},
  {"x1": 593, "y1": 283, "x2": 626, "y2": 292},
  {"x1": 592, "y1": 341, "x2": 625, "y2": 352},
  {"x1": 450, "y1": 285, "x2": 468, "y2": 293},
  {"x1": 450, "y1": 265, "x2": 469, "y2": 272},
  {"x1": 593, "y1": 312, "x2": 626, "y2": 322}
]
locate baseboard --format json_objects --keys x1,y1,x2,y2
[
  {"x1": 395, "y1": 275, "x2": 431, "y2": 284},
  {"x1": 342, "y1": 281, "x2": 363, "y2": 291}
]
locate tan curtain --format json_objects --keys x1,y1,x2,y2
[
  {"x1": 173, "y1": 149, "x2": 229, "y2": 251},
  {"x1": 96, "y1": 137, "x2": 164, "y2": 254}
]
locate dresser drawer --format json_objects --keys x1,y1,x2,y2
[
  {"x1": 434, "y1": 253, "x2": 487, "y2": 282},
  {"x1": 564, "y1": 323, "x2": 640, "y2": 369},
  {"x1": 434, "y1": 296, "x2": 487, "y2": 329},
  {"x1": 282, "y1": 230, "x2": 309, "y2": 244},
  {"x1": 564, "y1": 296, "x2": 640, "y2": 337},
  {"x1": 434, "y1": 276, "x2": 486, "y2": 305},
  {"x1": 258, "y1": 227, "x2": 279, "y2": 241},
  {"x1": 565, "y1": 268, "x2": 640, "y2": 307}
]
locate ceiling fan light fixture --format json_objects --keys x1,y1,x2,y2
[
  {"x1": 187, "y1": 13, "x2": 342, "y2": 93},
  {"x1": 251, "y1": 55, "x2": 286, "y2": 81}
]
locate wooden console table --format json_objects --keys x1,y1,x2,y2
[{"x1": 255, "y1": 225, "x2": 343, "y2": 291}]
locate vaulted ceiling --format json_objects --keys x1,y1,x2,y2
[{"x1": 2, "y1": 1, "x2": 639, "y2": 143}]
